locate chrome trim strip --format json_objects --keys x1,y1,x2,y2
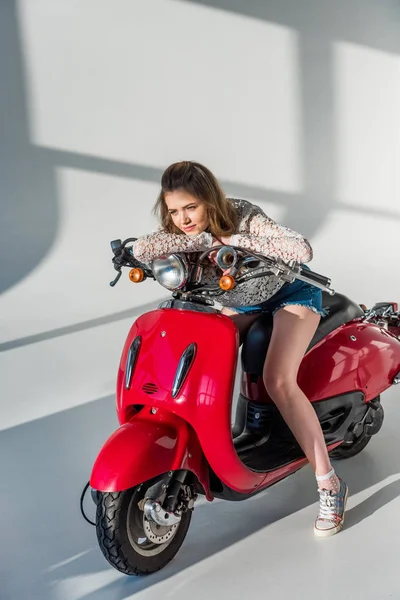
[
  {"x1": 172, "y1": 343, "x2": 197, "y2": 398},
  {"x1": 125, "y1": 335, "x2": 142, "y2": 389}
]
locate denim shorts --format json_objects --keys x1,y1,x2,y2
[{"x1": 233, "y1": 270, "x2": 327, "y2": 318}]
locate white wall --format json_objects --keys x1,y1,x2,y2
[
  {"x1": 1, "y1": 0, "x2": 399, "y2": 428},
  {"x1": 0, "y1": 1, "x2": 400, "y2": 598}
]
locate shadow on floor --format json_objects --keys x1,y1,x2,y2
[{"x1": 1, "y1": 390, "x2": 400, "y2": 600}]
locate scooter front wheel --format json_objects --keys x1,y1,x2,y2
[{"x1": 95, "y1": 485, "x2": 192, "y2": 575}]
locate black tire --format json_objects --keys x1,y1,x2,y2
[
  {"x1": 95, "y1": 486, "x2": 192, "y2": 576},
  {"x1": 329, "y1": 434, "x2": 372, "y2": 460}
]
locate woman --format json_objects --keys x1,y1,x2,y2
[{"x1": 132, "y1": 160, "x2": 348, "y2": 537}]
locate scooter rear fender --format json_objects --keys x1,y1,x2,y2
[
  {"x1": 90, "y1": 409, "x2": 211, "y2": 498},
  {"x1": 243, "y1": 319, "x2": 400, "y2": 403},
  {"x1": 299, "y1": 320, "x2": 400, "y2": 402}
]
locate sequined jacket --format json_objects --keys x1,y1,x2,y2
[{"x1": 132, "y1": 198, "x2": 313, "y2": 308}]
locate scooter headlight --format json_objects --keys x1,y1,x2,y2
[{"x1": 152, "y1": 254, "x2": 189, "y2": 291}]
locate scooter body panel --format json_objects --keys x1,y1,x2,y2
[
  {"x1": 116, "y1": 309, "x2": 266, "y2": 494},
  {"x1": 95, "y1": 307, "x2": 400, "y2": 498}
]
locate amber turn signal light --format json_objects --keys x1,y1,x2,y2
[
  {"x1": 219, "y1": 275, "x2": 236, "y2": 291},
  {"x1": 129, "y1": 268, "x2": 145, "y2": 283}
]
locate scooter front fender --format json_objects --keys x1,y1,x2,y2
[{"x1": 90, "y1": 410, "x2": 211, "y2": 498}]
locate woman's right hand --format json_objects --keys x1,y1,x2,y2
[
  {"x1": 210, "y1": 237, "x2": 234, "y2": 275},
  {"x1": 209, "y1": 237, "x2": 222, "y2": 265}
]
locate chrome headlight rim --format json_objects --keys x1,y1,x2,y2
[{"x1": 151, "y1": 253, "x2": 189, "y2": 291}]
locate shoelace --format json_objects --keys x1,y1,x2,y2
[{"x1": 317, "y1": 489, "x2": 341, "y2": 522}]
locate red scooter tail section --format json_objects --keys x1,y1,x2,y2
[{"x1": 90, "y1": 409, "x2": 211, "y2": 498}]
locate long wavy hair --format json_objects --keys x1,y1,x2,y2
[{"x1": 153, "y1": 161, "x2": 238, "y2": 236}]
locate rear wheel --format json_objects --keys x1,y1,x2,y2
[
  {"x1": 95, "y1": 485, "x2": 192, "y2": 575},
  {"x1": 329, "y1": 396, "x2": 383, "y2": 460},
  {"x1": 329, "y1": 433, "x2": 371, "y2": 460}
]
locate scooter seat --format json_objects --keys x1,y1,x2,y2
[{"x1": 241, "y1": 291, "x2": 364, "y2": 376}]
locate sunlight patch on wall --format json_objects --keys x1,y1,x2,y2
[
  {"x1": 18, "y1": 0, "x2": 302, "y2": 192},
  {"x1": 310, "y1": 210, "x2": 400, "y2": 306},
  {"x1": 334, "y1": 42, "x2": 400, "y2": 214}
]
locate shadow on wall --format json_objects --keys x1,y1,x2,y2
[
  {"x1": 1, "y1": 0, "x2": 399, "y2": 302},
  {"x1": 0, "y1": 0, "x2": 58, "y2": 295},
  {"x1": 0, "y1": 1, "x2": 163, "y2": 297},
  {"x1": 1, "y1": 391, "x2": 400, "y2": 600}
]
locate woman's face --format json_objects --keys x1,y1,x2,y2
[{"x1": 164, "y1": 190, "x2": 209, "y2": 235}]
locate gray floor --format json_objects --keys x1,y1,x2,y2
[
  {"x1": 2, "y1": 380, "x2": 399, "y2": 600},
  {"x1": 1, "y1": 1, "x2": 400, "y2": 598}
]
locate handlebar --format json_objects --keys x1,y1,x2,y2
[
  {"x1": 111, "y1": 237, "x2": 137, "y2": 256},
  {"x1": 193, "y1": 246, "x2": 335, "y2": 296},
  {"x1": 108, "y1": 239, "x2": 335, "y2": 296},
  {"x1": 109, "y1": 237, "x2": 154, "y2": 287},
  {"x1": 291, "y1": 264, "x2": 334, "y2": 295}
]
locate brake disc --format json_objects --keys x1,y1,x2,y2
[{"x1": 143, "y1": 518, "x2": 179, "y2": 545}]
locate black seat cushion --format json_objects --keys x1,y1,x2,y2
[{"x1": 241, "y1": 291, "x2": 364, "y2": 376}]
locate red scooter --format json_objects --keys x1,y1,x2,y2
[{"x1": 89, "y1": 238, "x2": 400, "y2": 576}]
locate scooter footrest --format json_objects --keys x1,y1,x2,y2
[{"x1": 238, "y1": 438, "x2": 304, "y2": 473}]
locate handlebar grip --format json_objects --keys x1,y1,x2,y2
[
  {"x1": 299, "y1": 266, "x2": 331, "y2": 288},
  {"x1": 111, "y1": 239, "x2": 122, "y2": 255}
]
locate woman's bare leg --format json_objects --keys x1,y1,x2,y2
[
  {"x1": 230, "y1": 303, "x2": 348, "y2": 536},
  {"x1": 263, "y1": 305, "x2": 332, "y2": 475}
]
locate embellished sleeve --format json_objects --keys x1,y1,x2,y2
[
  {"x1": 131, "y1": 230, "x2": 213, "y2": 264},
  {"x1": 231, "y1": 204, "x2": 313, "y2": 263}
]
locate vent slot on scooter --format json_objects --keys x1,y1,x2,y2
[{"x1": 142, "y1": 383, "x2": 159, "y2": 395}]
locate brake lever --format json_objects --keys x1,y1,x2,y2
[{"x1": 110, "y1": 270, "x2": 122, "y2": 287}]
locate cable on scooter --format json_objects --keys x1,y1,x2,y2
[{"x1": 80, "y1": 481, "x2": 96, "y2": 526}]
